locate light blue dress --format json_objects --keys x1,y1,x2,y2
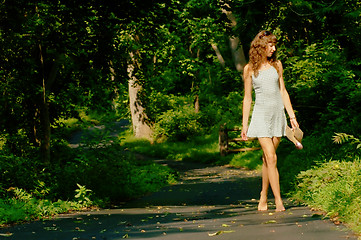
[{"x1": 247, "y1": 66, "x2": 287, "y2": 138}]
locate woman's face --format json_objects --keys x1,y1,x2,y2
[{"x1": 265, "y1": 43, "x2": 276, "y2": 57}]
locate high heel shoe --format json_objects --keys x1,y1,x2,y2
[{"x1": 286, "y1": 126, "x2": 304, "y2": 150}]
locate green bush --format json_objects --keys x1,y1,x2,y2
[
  {"x1": 292, "y1": 159, "x2": 361, "y2": 234},
  {"x1": 153, "y1": 105, "x2": 203, "y2": 141},
  {"x1": 0, "y1": 153, "x2": 44, "y2": 196},
  {"x1": 55, "y1": 142, "x2": 177, "y2": 202},
  {"x1": 0, "y1": 185, "x2": 92, "y2": 225}
]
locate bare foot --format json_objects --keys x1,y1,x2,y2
[
  {"x1": 258, "y1": 192, "x2": 268, "y2": 211},
  {"x1": 275, "y1": 199, "x2": 285, "y2": 212}
]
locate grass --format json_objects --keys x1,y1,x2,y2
[{"x1": 120, "y1": 128, "x2": 263, "y2": 170}]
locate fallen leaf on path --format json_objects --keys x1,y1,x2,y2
[
  {"x1": 0, "y1": 232, "x2": 13, "y2": 237},
  {"x1": 263, "y1": 220, "x2": 277, "y2": 224},
  {"x1": 208, "y1": 230, "x2": 235, "y2": 236},
  {"x1": 222, "y1": 224, "x2": 231, "y2": 227},
  {"x1": 122, "y1": 233, "x2": 129, "y2": 238},
  {"x1": 44, "y1": 226, "x2": 58, "y2": 231}
]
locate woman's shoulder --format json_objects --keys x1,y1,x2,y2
[
  {"x1": 243, "y1": 64, "x2": 253, "y2": 76},
  {"x1": 275, "y1": 60, "x2": 283, "y2": 69}
]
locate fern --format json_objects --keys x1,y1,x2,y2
[{"x1": 333, "y1": 133, "x2": 361, "y2": 149}]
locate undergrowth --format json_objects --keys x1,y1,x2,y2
[
  {"x1": 0, "y1": 184, "x2": 93, "y2": 225},
  {"x1": 0, "y1": 114, "x2": 177, "y2": 225},
  {"x1": 292, "y1": 159, "x2": 361, "y2": 234},
  {"x1": 290, "y1": 133, "x2": 361, "y2": 235}
]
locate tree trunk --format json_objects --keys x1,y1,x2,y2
[
  {"x1": 38, "y1": 43, "x2": 51, "y2": 165},
  {"x1": 38, "y1": 46, "x2": 64, "y2": 164},
  {"x1": 128, "y1": 53, "x2": 153, "y2": 140},
  {"x1": 109, "y1": 60, "x2": 118, "y2": 110},
  {"x1": 194, "y1": 95, "x2": 200, "y2": 113},
  {"x1": 221, "y1": 3, "x2": 247, "y2": 72},
  {"x1": 211, "y1": 43, "x2": 225, "y2": 67}
]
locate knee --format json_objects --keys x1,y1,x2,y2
[{"x1": 264, "y1": 154, "x2": 277, "y2": 167}]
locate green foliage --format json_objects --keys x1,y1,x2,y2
[
  {"x1": 0, "y1": 153, "x2": 43, "y2": 195},
  {"x1": 292, "y1": 159, "x2": 361, "y2": 234},
  {"x1": 123, "y1": 128, "x2": 262, "y2": 169},
  {"x1": 283, "y1": 39, "x2": 358, "y2": 133},
  {"x1": 123, "y1": 129, "x2": 220, "y2": 164},
  {"x1": 228, "y1": 150, "x2": 263, "y2": 170},
  {"x1": 154, "y1": 104, "x2": 203, "y2": 142},
  {"x1": 0, "y1": 185, "x2": 92, "y2": 225},
  {"x1": 279, "y1": 133, "x2": 361, "y2": 233},
  {"x1": 278, "y1": 131, "x2": 361, "y2": 193},
  {"x1": 53, "y1": 140, "x2": 176, "y2": 202},
  {"x1": 74, "y1": 184, "x2": 93, "y2": 208},
  {"x1": 333, "y1": 132, "x2": 361, "y2": 149},
  {"x1": 1, "y1": 0, "x2": 361, "y2": 234},
  {"x1": 126, "y1": 163, "x2": 177, "y2": 197}
]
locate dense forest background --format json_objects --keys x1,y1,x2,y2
[{"x1": 0, "y1": 0, "x2": 361, "y2": 229}]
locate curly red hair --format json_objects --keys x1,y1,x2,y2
[{"x1": 249, "y1": 30, "x2": 278, "y2": 77}]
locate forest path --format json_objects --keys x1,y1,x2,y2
[{"x1": 1, "y1": 158, "x2": 357, "y2": 240}]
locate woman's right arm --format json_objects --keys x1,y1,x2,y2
[{"x1": 241, "y1": 64, "x2": 253, "y2": 140}]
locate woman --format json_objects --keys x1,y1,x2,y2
[{"x1": 241, "y1": 30, "x2": 299, "y2": 212}]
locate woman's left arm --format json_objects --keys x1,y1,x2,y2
[{"x1": 277, "y1": 61, "x2": 299, "y2": 129}]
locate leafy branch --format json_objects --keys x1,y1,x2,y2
[{"x1": 333, "y1": 133, "x2": 361, "y2": 149}]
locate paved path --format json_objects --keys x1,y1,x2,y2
[{"x1": 1, "y1": 159, "x2": 358, "y2": 240}]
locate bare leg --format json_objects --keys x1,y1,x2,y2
[
  {"x1": 258, "y1": 137, "x2": 285, "y2": 211},
  {"x1": 258, "y1": 155, "x2": 269, "y2": 211},
  {"x1": 258, "y1": 137, "x2": 281, "y2": 211}
]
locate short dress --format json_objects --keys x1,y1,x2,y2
[{"x1": 247, "y1": 66, "x2": 287, "y2": 138}]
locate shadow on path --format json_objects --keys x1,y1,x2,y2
[{"x1": 1, "y1": 159, "x2": 358, "y2": 240}]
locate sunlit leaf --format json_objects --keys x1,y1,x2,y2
[
  {"x1": 208, "y1": 230, "x2": 235, "y2": 236},
  {"x1": 263, "y1": 220, "x2": 277, "y2": 224},
  {"x1": 0, "y1": 233, "x2": 13, "y2": 237}
]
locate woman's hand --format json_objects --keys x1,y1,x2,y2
[
  {"x1": 241, "y1": 126, "x2": 248, "y2": 141},
  {"x1": 290, "y1": 118, "x2": 299, "y2": 129}
]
